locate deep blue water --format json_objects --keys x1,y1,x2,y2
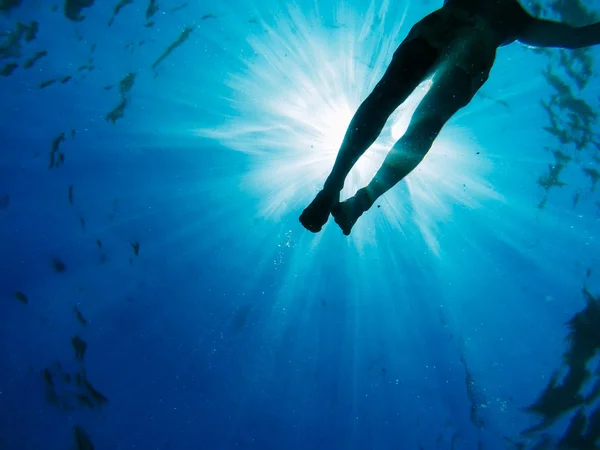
[{"x1": 1, "y1": 1, "x2": 600, "y2": 449}]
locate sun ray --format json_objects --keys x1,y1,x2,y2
[{"x1": 195, "y1": 0, "x2": 503, "y2": 252}]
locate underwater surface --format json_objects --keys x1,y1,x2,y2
[{"x1": 1, "y1": 0, "x2": 600, "y2": 449}]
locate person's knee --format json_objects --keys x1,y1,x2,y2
[
  {"x1": 354, "y1": 92, "x2": 397, "y2": 135},
  {"x1": 406, "y1": 116, "x2": 444, "y2": 146},
  {"x1": 363, "y1": 84, "x2": 400, "y2": 115}
]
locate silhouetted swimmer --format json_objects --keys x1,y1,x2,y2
[{"x1": 300, "y1": 0, "x2": 600, "y2": 235}]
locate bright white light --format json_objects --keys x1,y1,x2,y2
[
  {"x1": 195, "y1": 0, "x2": 502, "y2": 251},
  {"x1": 391, "y1": 80, "x2": 433, "y2": 141}
]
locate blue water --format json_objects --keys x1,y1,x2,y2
[{"x1": 1, "y1": 1, "x2": 600, "y2": 449}]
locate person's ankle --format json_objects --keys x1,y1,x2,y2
[
  {"x1": 356, "y1": 188, "x2": 375, "y2": 211},
  {"x1": 323, "y1": 178, "x2": 343, "y2": 194}
]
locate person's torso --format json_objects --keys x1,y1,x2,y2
[
  {"x1": 405, "y1": 0, "x2": 528, "y2": 74},
  {"x1": 443, "y1": 0, "x2": 531, "y2": 45}
]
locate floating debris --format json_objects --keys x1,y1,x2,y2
[
  {"x1": 73, "y1": 305, "x2": 87, "y2": 326},
  {"x1": 145, "y1": 0, "x2": 158, "y2": 19},
  {"x1": 0, "y1": 62, "x2": 17, "y2": 76},
  {"x1": 107, "y1": 0, "x2": 133, "y2": 26},
  {"x1": 0, "y1": 0, "x2": 22, "y2": 13},
  {"x1": 22, "y1": 49, "x2": 47, "y2": 69},
  {"x1": 130, "y1": 240, "x2": 140, "y2": 256},
  {"x1": 585, "y1": 379, "x2": 600, "y2": 404},
  {"x1": 14, "y1": 291, "x2": 28, "y2": 304},
  {"x1": 96, "y1": 239, "x2": 102, "y2": 248},
  {"x1": 124, "y1": 40, "x2": 145, "y2": 53},
  {"x1": 119, "y1": 72, "x2": 135, "y2": 96},
  {"x1": 105, "y1": 72, "x2": 136, "y2": 123},
  {"x1": 0, "y1": 21, "x2": 38, "y2": 61},
  {"x1": 79, "y1": 216, "x2": 86, "y2": 231},
  {"x1": 64, "y1": 0, "x2": 95, "y2": 21},
  {"x1": 150, "y1": 25, "x2": 194, "y2": 72},
  {"x1": 76, "y1": 394, "x2": 94, "y2": 410},
  {"x1": 71, "y1": 335, "x2": 87, "y2": 360},
  {"x1": 536, "y1": 153, "x2": 569, "y2": 209},
  {"x1": 68, "y1": 185, "x2": 74, "y2": 205},
  {"x1": 23, "y1": 21, "x2": 38, "y2": 41},
  {"x1": 537, "y1": 164, "x2": 566, "y2": 190},
  {"x1": 82, "y1": 376, "x2": 108, "y2": 405},
  {"x1": 105, "y1": 98, "x2": 126, "y2": 124},
  {"x1": 51, "y1": 257, "x2": 67, "y2": 273},
  {"x1": 461, "y1": 353, "x2": 485, "y2": 429},
  {"x1": 524, "y1": 285, "x2": 600, "y2": 436},
  {"x1": 583, "y1": 167, "x2": 599, "y2": 191},
  {"x1": 48, "y1": 132, "x2": 65, "y2": 168},
  {"x1": 477, "y1": 90, "x2": 510, "y2": 109},
  {"x1": 200, "y1": 13, "x2": 217, "y2": 20},
  {"x1": 60, "y1": 75, "x2": 72, "y2": 84},
  {"x1": 0, "y1": 194, "x2": 8, "y2": 210},
  {"x1": 42, "y1": 366, "x2": 60, "y2": 406},
  {"x1": 171, "y1": 2, "x2": 188, "y2": 13},
  {"x1": 560, "y1": 49, "x2": 592, "y2": 90},
  {"x1": 39, "y1": 78, "x2": 57, "y2": 89},
  {"x1": 73, "y1": 425, "x2": 94, "y2": 450},
  {"x1": 43, "y1": 363, "x2": 108, "y2": 412},
  {"x1": 552, "y1": 149, "x2": 571, "y2": 165},
  {"x1": 42, "y1": 368, "x2": 54, "y2": 387}
]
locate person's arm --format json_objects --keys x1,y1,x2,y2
[{"x1": 518, "y1": 17, "x2": 600, "y2": 49}]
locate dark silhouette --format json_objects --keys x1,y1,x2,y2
[{"x1": 300, "y1": 0, "x2": 600, "y2": 235}]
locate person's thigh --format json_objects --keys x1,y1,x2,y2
[
  {"x1": 411, "y1": 64, "x2": 489, "y2": 127},
  {"x1": 369, "y1": 37, "x2": 440, "y2": 110}
]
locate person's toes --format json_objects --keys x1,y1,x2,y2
[
  {"x1": 331, "y1": 201, "x2": 354, "y2": 236},
  {"x1": 299, "y1": 190, "x2": 337, "y2": 232}
]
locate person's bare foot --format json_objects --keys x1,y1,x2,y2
[
  {"x1": 299, "y1": 189, "x2": 339, "y2": 233},
  {"x1": 331, "y1": 189, "x2": 372, "y2": 236},
  {"x1": 331, "y1": 198, "x2": 362, "y2": 235}
]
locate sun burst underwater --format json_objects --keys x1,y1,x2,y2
[{"x1": 195, "y1": 0, "x2": 503, "y2": 252}]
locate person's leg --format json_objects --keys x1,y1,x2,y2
[
  {"x1": 299, "y1": 38, "x2": 439, "y2": 233},
  {"x1": 332, "y1": 65, "x2": 489, "y2": 235}
]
